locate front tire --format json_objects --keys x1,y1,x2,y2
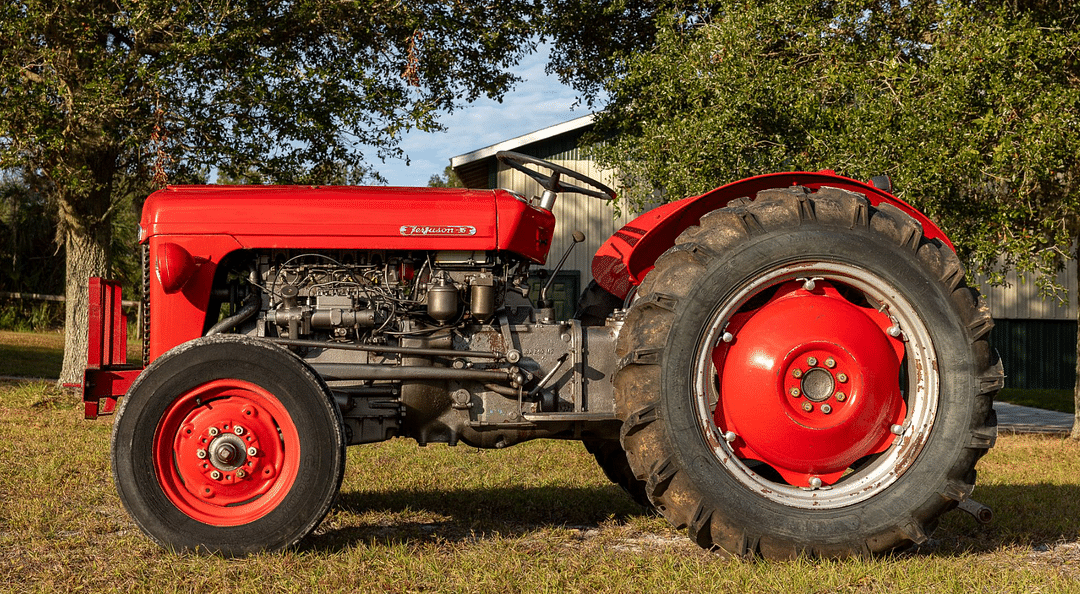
[
  {"x1": 615, "y1": 186, "x2": 1001, "y2": 557},
  {"x1": 111, "y1": 335, "x2": 346, "y2": 555}
]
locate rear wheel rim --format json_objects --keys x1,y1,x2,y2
[
  {"x1": 693, "y1": 261, "x2": 938, "y2": 509},
  {"x1": 153, "y1": 379, "x2": 301, "y2": 525}
]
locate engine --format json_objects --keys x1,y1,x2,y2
[
  {"x1": 220, "y1": 249, "x2": 619, "y2": 449},
  {"x1": 254, "y1": 249, "x2": 509, "y2": 342}
]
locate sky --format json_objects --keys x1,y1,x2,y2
[{"x1": 372, "y1": 45, "x2": 590, "y2": 187}]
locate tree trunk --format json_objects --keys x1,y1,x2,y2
[
  {"x1": 1073, "y1": 239, "x2": 1080, "y2": 439},
  {"x1": 59, "y1": 224, "x2": 109, "y2": 387}
]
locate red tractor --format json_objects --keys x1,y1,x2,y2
[{"x1": 82, "y1": 152, "x2": 1001, "y2": 557}]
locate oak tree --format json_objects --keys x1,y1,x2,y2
[
  {"x1": 0, "y1": 0, "x2": 539, "y2": 384},
  {"x1": 584, "y1": 0, "x2": 1080, "y2": 432}
]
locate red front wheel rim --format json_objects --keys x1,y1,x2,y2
[{"x1": 153, "y1": 379, "x2": 301, "y2": 526}]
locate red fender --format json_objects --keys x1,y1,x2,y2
[{"x1": 591, "y1": 171, "x2": 953, "y2": 299}]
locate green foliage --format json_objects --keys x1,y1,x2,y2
[
  {"x1": 0, "y1": 0, "x2": 542, "y2": 382},
  {"x1": 587, "y1": 1, "x2": 1080, "y2": 285},
  {"x1": 0, "y1": 173, "x2": 63, "y2": 295},
  {"x1": 427, "y1": 165, "x2": 465, "y2": 188}
]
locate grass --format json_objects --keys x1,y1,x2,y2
[
  {"x1": 0, "y1": 330, "x2": 142, "y2": 379},
  {"x1": 3, "y1": 331, "x2": 1080, "y2": 591},
  {"x1": 2, "y1": 380, "x2": 1080, "y2": 593},
  {"x1": 997, "y1": 388, "x2": 1074, "y2": 414}
]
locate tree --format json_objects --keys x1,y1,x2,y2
[
  {"x1": 0, "y1": 0, "x2": 540, "y2": 385},
  {"x1": 583, "y1": 1, "x2": 1080, "y2": 431},
  {"x1": 427, "y1": 165, "x2": 464, "y2": 188}
]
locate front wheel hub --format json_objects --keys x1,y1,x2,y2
[{"x1": 153, "y1": 379, "x2": 298, "y2": 525}]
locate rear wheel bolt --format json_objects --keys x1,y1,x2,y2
[
  {"x1": 835, "y1": 392, "x2": 846, "y2": 402},
  {"x1": 825, "y1": 357, "x2": 836, "y2": 368},
  {"x1": 837, "y1": 373, "x2": 848, "y2": 383},
  {"x1": 792, "y1": 369, "x2": 803, "y2": 379},
  {"x1": 806, "y1": 356, "x2": 818, "y2": 366},
  {"x1": 790, "y1": 388, "x2": 801, "y2": 397},
  {"x1": 210, "y1": 470, "x2": 222, "y2": 480},
  {"x1": 802, "y1": 402, "x2": 813, "y2": 412},
  {"x1": 821, "y1": 404, "x2": 833, "y2": 414}
]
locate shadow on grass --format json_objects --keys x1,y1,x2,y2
[
  {"x1": 907, "y1": 482, "x2": 1080, "y2": 557},
  {"x1": 307, "y1": 484, "x2": 648, "y2": 551},
  {"x1": 0, "y1": 342, "x2": 62, "y2": 378},
  {"x1": 306, "y1": 481, "x2": 1080, "y2": 555}
]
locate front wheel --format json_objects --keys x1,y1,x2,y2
[
  {"x1": 111, "y1": 335, "x2": 346, "y2": 555},
  {"x1": 615, "y1": 186, "x2": 1001, "y2": 557}
]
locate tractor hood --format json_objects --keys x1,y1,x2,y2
[{"x1": 140, "y1": 185, "x2": 555, "y2": 263}]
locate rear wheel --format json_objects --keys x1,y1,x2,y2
[
  {"x1": 615, "y1": 186, "x2": 1001, "y2": 557},
  {"x1": 112, "y1": 335, "x2": 345, "y2": 555}
]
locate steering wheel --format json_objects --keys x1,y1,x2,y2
[{"x1": 496, "y1": 151, "x2": 617, "y2": 202}]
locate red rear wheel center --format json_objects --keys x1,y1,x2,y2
[
  {"x1": 153, "y1": 379, "x2": 300, "y2": 526},
  {"x1": 712, "y1": 280, "x2": 907, "y2": 487}
]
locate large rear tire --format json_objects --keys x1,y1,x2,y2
[
  {"x1": 111, "y1": 335, "x2": 346, "y2": 555},
  {"x1": 615, "y1": 186, "x2": 1001, "y2": 557}
]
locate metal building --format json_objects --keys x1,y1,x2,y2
[{"x1": 451, "y1": 114, "x2": 633, "y2": 319}]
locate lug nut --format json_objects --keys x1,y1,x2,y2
[
  {"x1": 247, "y1": 447, "x2": 258, "y2": 456},
  {"x1": 196, "y1": 449, "x2": 208, "y2": 459},
  {"x1": 236, "y1": 469, "x2": 246, "y2": 479},
  {"x1": 233, "y1": 425, "x2": 245, "y2": 436},
  {"x1": 210, "y1": 470, "x2": 222, "y2": 480},
  {"x1": 807, "y1": 356, "x2": 818, "y2": 366},
  {"x1": 837, "y1": 373, "x2": 848, "y2": 383},
  {"x1": 802, "y1": 402, "x2": 813, "y2": 412},
  {"x1": 835, "y1": 392, "x2": 846, "y2": 402},
  {"x1": 790, "y1": 387, "x2": 801, "y2": 397},
  {"x1": 825, "y1": 357, "x2": 836, "y2": 368},
  {"x1": 208, "y1": 427, "x2": 219, "y2": 437},
  {"x1": 792, "y1": 369, "x2": 803, "y2": 379},
  {"x1": 821, "y1": 404, "x2": 833, "y2": 414}
]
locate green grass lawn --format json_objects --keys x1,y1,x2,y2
[
  {"x1": 1, "y1": 332, "x2": 1080, "y2": 591},
  {"x1": 2, "y1": 379, "x2": 1080, "y2": 592}
]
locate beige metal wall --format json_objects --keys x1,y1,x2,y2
[
  {"x1": 978, "y1": 265, "x2": 1077, "y2": 321},
  {"x1": 495, "y1": 160, "x2": 634, "y2": 285}
]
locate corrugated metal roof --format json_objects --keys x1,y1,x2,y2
[{"x1": 450, "y1": 114, "x2": 595, "y2": 169}]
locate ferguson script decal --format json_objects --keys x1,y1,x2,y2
[{"x1": 399, "y1": 225, "x2": 477, "y2": 236}]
